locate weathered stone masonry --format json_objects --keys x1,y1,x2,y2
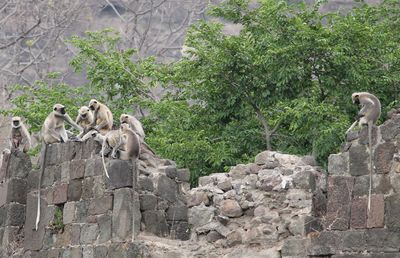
[
  {"x1": 0, "y1": 138, "x2": 190, "y2": 257},
  {"x1": 309, "y1": 113, "x2": 400, "y2": 258}
]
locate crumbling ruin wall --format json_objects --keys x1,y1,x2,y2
[
  {"x1": 0, "y1": 139, "x2": 190, "y2": 257},
  {"x1": 308, "y1": 112, "x2": 400, "y2": 257},
  {"x1": 187, "y1": 151, "x2": 326, "y2": 258}
]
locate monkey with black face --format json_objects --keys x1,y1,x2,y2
[
  {"x1": 76, "y1": 106, "x2": 94, "y2": 138},
  {"x1": 9, "y1": 116, "x2": 31, "y2": 153},
  {"x1": 88, "y1": 99, "x2": 113, "y2": 136},
  {"x1": 36, "y1": 104, "x2": 83, "y2": 230},
  {"x1": 120, "y1": 114, "x2": 145, "y2": 141},
  {"x1": 346, "y1": 92, "x2": 381, "y2": 211},
  {"x1": 42, "y1": 104, "x2": 83, "y2": 144}
]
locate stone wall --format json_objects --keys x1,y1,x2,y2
[
  {"x1": 0, "y1": 139, "x2": 190, "y2": 257},
  {"x1": 308, "y1": 112, "x2": 400, "y2": 257},
  {"x1": 187, "y1": 151, "x2": 326, "y2": 257}
]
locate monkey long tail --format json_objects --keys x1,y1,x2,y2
[
  {"x1": 368, "y1": 122, "x2": 373, "y2": 212},
  {"x1": 35, "y1": 143, "x2": 47, "y2": 231},
  {"x1": 101, "y1": 140, "x2": 110, "y2": 178}
]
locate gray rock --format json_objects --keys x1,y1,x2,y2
[
  {"x1": 63, "y1": 202, "x2": 76, "y2": 224},
  {"x1": 219, "y1": 199, "x2": 243, "y2": 218},
  {"x1": 292, "y1": 169, "x2": 316, "y2": 190},
  {"x1": 138, "y1": 175, "x2": 154, "y2": 192},
  {"x1": 80, "y1": 223, "x2": 99, "y2": 244},
  {"x1": 140, "y1": 194, "x2": 158, "y2": 211},
  {"x1": 198, "y1": 175, "x2": 214, "y2": 186},
  {"x1": 8, "y1": 151, "x2": 32, "y2": 179},
  {"x1": 159, "y1": 165, "x2": 177, "y2": 179},
  {"x1": 106, "y1": 159, "x2": 134, "y2": 189},
  {"x1": 88, "y1": 195, "x2": 113, "y2": 215},
  {"x1": 69, "y1": 160, "x2": 85, "y2": 179},
  {"x1": 5, "y1": 203, "x2": 25, "y2": 226},
  {"x1": 349, "y1": 144, "x2": 369, "y2": 176},
  {"x1": 254, "y1": 151, "x2": 278, "y2": 165},
  {"x1": 385, "y1": 194, "x2": 400, "y2": 231},
  {"x1": 226, "y1": 229, "x2": 243, "y2": 247},
  {"x1": 207, "y1": 230, "x2": 224, "y2": 242},
  {"x1": 156, "y1": 175, "x2": 177, "y2": 202},
  {"x1": 167, "y1": 205, "x2": 188, "y2": 221},
  {"x1": 381, "y1": 115, "x2": 400, "y2": 141},
  {"x1": 187, "y1": 191, "x2": 209, "y2": 207},
  {"x1": 6, "y1": 178, "x2": 27, "y2": 204},
  {"x1": 374, "y1": 142, "x2": 396, "y2": 174},
  {"x1": 67, "y1": 179, "x2": 82, "y2": 201},
  {"x1": 96, "y1": 214, "x2": 111, "y2": 244},
  {"x1": 230, "y1": 164, "x2": 248, "y2": 180},
  {"x1": 188, "y1": 203, "x2": 215, "y2": 228},
  {"x1": 170, "y1": 221, "x2": 190, "y2": 240},
  {"x1": 328, "y1": 153, "x2": 349, "y2": 175},
  {"x1": 94, "y1": 246, "x2": 109, "y2": 258},
  {"x1": 281, "y1": 237, "x2": 309, "y2": 257},
  {"x1": 112, "y1": 188, "x2": 141, "y2": 241},
  {"x1": 358, "y1": 125, "x2": 378, "y2": 146},
  {"x1": 142, "y1": 210, "x2": 169, "y2": 237},
  {"x1": 177, "y1": 168, "x2": 190, "y2": 182}
]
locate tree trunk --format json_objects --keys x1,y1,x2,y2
[{"x1": 253, "y1": 105, "x2": 272, "y2": 150}]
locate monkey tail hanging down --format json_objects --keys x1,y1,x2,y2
[{"x1": 346, "y1": 92, "x2": 381, "y2": 211}]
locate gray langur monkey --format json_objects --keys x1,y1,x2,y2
[
  {"x1": 346, "y1": 92, "x2": 381, "y2": 212},
  {"x1": 9, "y1": 116, "x2": 31, "y2": 153},
  {"x1": 76, "y1": 106, "x2": 94, "y2": 138},
  {"x1": 88, "y1": 99, "x2": 113, "y2": 136},
  {"x1": 120, "y1": 114, "x2": 145, "y2": 141},
  {"x1": 36, "y1": 104, "x2": 83, "y2": 231}
]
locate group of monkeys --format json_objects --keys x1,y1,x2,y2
[
  {"x1": 4, "y1": 92, "x2": 381, "y2": 226},
  {"x1": 6, "y1": 99, "x2": 145, "y2": 177}
]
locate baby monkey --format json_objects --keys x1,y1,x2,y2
[{"x1": 9, "y1": 116, "x2": 31, "y2": 153}]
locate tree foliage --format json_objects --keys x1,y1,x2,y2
[{"x1": 3, "y1": 0, "x2": 400, "y2": 185}]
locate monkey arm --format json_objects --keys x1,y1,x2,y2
[
  {"x1": 63, "y1": 114, "x2": 83, "y2": 132},
  {"x1": 111, "y1": 134, "x2": 124, "y2": 158},
  {"x1": 47, "y1": 128, "x2": 63, "y2": 142}
]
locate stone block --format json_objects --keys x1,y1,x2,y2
[
  {"x1": 8, "y1": 151, "x2": 32, "y2": 179},
  {"x1": 292, "y1": 170, "x2": 316, "y2": 190},
  {"x1": 138, "y1": 176, "x2": 154, "y2": 192},
  {"x1": 63, "y1": 202, "x2": 76, "y2": 224},
  {"x1": 328, "y1": 153, "x2": 349, "y2": 175},
  {"x1": 188, "y1": 203, "x2": 215, "y2": 228},
  {"x1": 367, "y1": 194, "x2": 384, "y2": 228},
  {"x1": 27, "y1": 169, "x2": 39, "y2": 192},
  {"x1": 187, "y1": 191, "x2": 209, "y2": 207},
  {"x1": 5, "y1": 203, "x2": 25, "y2": 226},
  {"x1": 177, "y1": 169, "x2": 190, "y2": 182},
  {"x1": 0, "y1": 183, "x2": 7, "y2": 207},
  {"x1": 170, "y1": 221, "x2": 190, "y2": 241},
  {"x1": 358, "y1": 125, "x2": 378, "y2": 146},
  {"x1": 140, "y1": 194, "x2": 157, "y2": 211},
  {"x1": 24, "y1": 193, "x2": 55, "y2": 251},
  {"x1": 7, "y1": 178, "x2": 27, "y2": 204},
  {"x1": 80, "y1": 223, "x2": 99, "y2": 244},
  {"x1": 159, "y1": 165, "x2": 177, "y2": 179},
  {"x1": 67, "y1": 179, "x2": 82, "y2": 201},
  {"x1": 325, "y1": 176, "x2": 354, "y2": 230},
  {"x1": 112, "y1": 188, "x2": 141, "y2": 242},
  {"x1": 142, "y1": 210, "x2": 169, "y2": 237},
  {"x1": 349, "y1": 144, "x2": 369, "y2": 176},
  {"x1": 220, "y1": 199, "x2": 243, "y2": 218},
  {"x1": 92, "y1": 175, "x2": 106, "y2": 198},
  {"x1": 75, "y1": 201, "x2": 88, "y2": 223},
  {"x1": 0, "y1": 151, "x2": 11, "y2": 181},
  {"x1": 88, "y1": 196, "x2": 113, "y2": 215},
  {"x1": 81, "y1": 177, "x2": 94, "y2": 200},
  {"x1": 156, "y1": 175, "x2": 177, "y2": 203},
  {"x1": 380, "y1": 115, "x2": 400, "y2": 141},
  {"x1": 365, "y1": 229, "x2": 400, "y2": 252},
  {"x1": 350, "y1": 196, "x2": 367, "y2": 229},
  {"x1": 341, "y1": 230, "x2": 366, "y2": 252},
  {"x1": 167, "y1": 205, "x2": 188, "y2": 221},
  {"x1": 312, "y1": 189, "x2": 327, "y2": 217},
  {"x1": 374, "y1": 142, "x2": 396, "y2": 174},
  {"x1": 308, "y1": 231, "x2": 341, "y2": 256},
  {"x1": 60, "y1": 162, "x2": 70, "y2": 182},
  {"x1": 281, "y1": 237, "x2": 309, "y2": 257},
  {"x1": 304, "y1": 216, "x2": 323, "y2": 235},
  {"x1": 53, "y1": 184, "x2": 68, "y2": 204},
  {"x1": 41, "y1": 166, "x2": 55, "y2": 187},
  {"x1": 373, "y1": 174, "x2": 392, "y2": 194},
  {"x1": 353, "y1": 175, "x2": 369, "y2": 196},
  {"x1": 385, "y1": 194, "x2": 400, "y2": 231},
  {"x1": 96, "y1": 214, "x2": 111, "y2": 244},
  {"x1": 70, "y1": 160, "x2": 85, "y2": 179},
  {"x1": 94, "y1": 246, "x2": 109, "y2": 258},
  {"x1": 106, "y1": 160, "x2": 134, "y2": 190}
]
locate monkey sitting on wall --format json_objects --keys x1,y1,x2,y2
[
  {"x1": 76, "y1": 106, "x2": 94, "y2": 138},
  {"x1": 42, "y1": 104, "x2": 83, "y2": 144},
  {"x1": 8, "y1": 116, "x2": 31, "y2": 153},
  {"x1": 120, "y1": 114, "x2": 145, "y2": 141},
  {"x1": 88, "y1": 99, "x2": 113, "y2": 136},
  {"x1": 346, "y1": 92, "x2": 381, "y2": 212}
]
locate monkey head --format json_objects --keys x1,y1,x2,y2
[
  {"x1": 79, "y1": 106, "x2": 91, "y2": 119},
  {"x1": 11, "y1": 116, "x2": 21, "y2": 128},
  {"x1": 88, "y1": 99, "x2": 99, "y2": 111},
  {"x1": 120, "y1": 114, "x2": 130, "y2": 124},
  {"x1": 53, "y1": 104, "x2": 66, "y2": 116},
  {"x1": 81, "y1": 130, "x2": 100, "y2": 142},
  {"x1": 119, "y1": 123, "x2": 131, "y2": 132}
]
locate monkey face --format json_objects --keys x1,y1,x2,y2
[
  {"x1": 120, "y1": 123, "x2": 131, "y2": 132},
  {"x1": 11, "y1": 116, "x2": 21, "y2": 128},
  {"x1": 89, "y1": 99, "x2": 98, "y2": 111},
  {"x1": 79, "y1": 106, "x2": 90, "y2": 119},
  {"x1": 351, "y1": 93, "x2": 360, "y2": 105},
  {"x1": 53, "y1": 104, "x2": 66, "y2": 116},
  {"x1": 120, "y1": 114, "x2": 129, "y2": 124}
]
